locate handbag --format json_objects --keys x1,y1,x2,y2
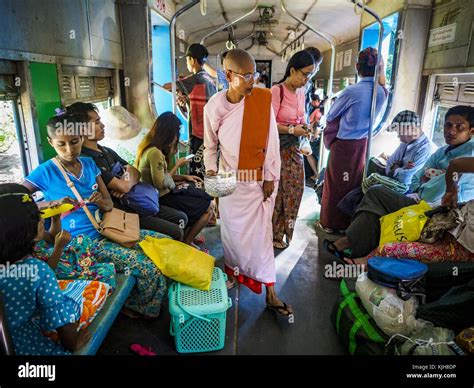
[
  {"x1": 52, "y1": 158, "x2": 140, "y2": 247},
  {"x1": 110, "y1": 162, "x2": 160, "y2": 216}
]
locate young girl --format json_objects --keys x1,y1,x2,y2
[
  {"x1": 22, "y1": 113, "x2": 168, "y2": 319},
  {"x1": 34, "y1": 213, "x2": 116, "y2": 288},
  {"x1": 0, "y1": 184, "x2": 91, "y2": 355}
]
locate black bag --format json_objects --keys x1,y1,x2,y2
[
  {"x1": 425, "y1": 261, "x2": 474, "y2": 301},
  {"x1": 417, "y1": 278, "x2": 474, "y2": 333},
  {"x1": 332, "y1": 280, "x2": 388, "y2": 355}
]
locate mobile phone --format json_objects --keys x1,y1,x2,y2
[{"x1": 185, "y1": 154, "x2": 195, "y2": 160}]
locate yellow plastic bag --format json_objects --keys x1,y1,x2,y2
[
  {"x1": 139, "y1": 237, "x2": 215, "y2": 291},
  {"x1": 379, "y1": 201, "x2": 432, "y2": 248}
]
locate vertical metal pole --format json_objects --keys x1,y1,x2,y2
[
  {"x1": 170, "y1": 0, "x2": 200, "y2": 114},
  {"x1": 280, "y1": 0, "x2": 336, "y2": 171},
  {"x1": 351, "y1": 0, "x2": 384, "y2": 175}
]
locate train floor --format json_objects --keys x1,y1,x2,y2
[{"x1": 98, "y1": 186, "x2": 348, "y2": 355}]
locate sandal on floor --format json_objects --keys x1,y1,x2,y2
[
  {"x1": 266, "y1": 302, "x2": 293, "y2": 317},
  {"x1": 323, "y1": 239, "x2": 355, "y2": 265},
  {"x1": 130, "y1": 344, "x2": 156, "y2": 356},
  {"x1": 273, "y1": 240, "x2": 289, "y2": 249}
]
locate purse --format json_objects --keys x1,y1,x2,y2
[
  {"x1": 110, "y1": 162, "x2": 160, "y2": 216},
  {"x1": 52, "y1": 158, "x2": 140, "y2": 247}
]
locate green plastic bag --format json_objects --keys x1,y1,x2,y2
[
  {"x1": 379, "y1": 201, "x2": 432, "y2": 249},
  {"x1": 140, "y1": 237, "x2": 215, "y2": 291}
]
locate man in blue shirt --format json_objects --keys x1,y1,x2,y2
[
  {"x1": 325, "y1": 105, "x2": 474, "y2": 261},
  {"x1": 381, "y1": 110, "x2": 432, "y2": 185},
  {"x1": 319, "y1": 47, "x2": 388, "y2": 232}
]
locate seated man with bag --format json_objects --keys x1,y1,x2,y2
[
  {"x1": 68, "y1": 103, "x2": 188, "y2": 241},
  {"x1": 325, "y1": 105, "x2": 474, "y2": 263}
]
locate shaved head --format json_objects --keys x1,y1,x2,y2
[{"x1": 224, "y1": 49, "x2": 255, "y2": 72}]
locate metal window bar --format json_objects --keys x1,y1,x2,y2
[
  {"x1": 170, "y1": 0, "x2": 201, "y2": 114},
  {"x1": 280, "y1": 0, "x2": 336, "y2": 172}
]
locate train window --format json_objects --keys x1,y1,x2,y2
[
  {"x1": 150, "y1": 10, "x2": 189, "y2": 142},
  {"x1": 360, "y1": 12, "x2": 401, "y2": 135},
  {"x1": 0, "y1": 100, "x2": 24, "y2": 183},
  {"x1": 431, "y1": 104, "x2": 450, "y2": 147},
  {"x1": 361, "y1": 12, "x2": 400, "y2": 88}
]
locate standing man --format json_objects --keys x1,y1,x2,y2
[
  {"x1": 204, "y1": 49, "x2": 293, "y2": 317},
  {"x1": 163, "y1": 43, "x2": 217, "y2": 178}
]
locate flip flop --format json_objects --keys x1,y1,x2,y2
[
  {"x1": 266, "y1": 302, "x2": 293, "y2": 317},
  {"x1": 130, "y1": 344, "x2": 156, "y2": 356},
  {"x1": 323, "y1": 239, "x2": 355, "y2": 265}
]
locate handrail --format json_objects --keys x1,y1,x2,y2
[
  {"x1": 200, "y1": 0, "x2": 260, "y2": 46},
  {"x1": 170, "y1": 0, "x2": 200, "y2": 114},
  {"x1": 152, "y1": 81, "x2": 172, "y2": 94},
  {"x1": 278, "y1": 28, "x2": 309, "y2": 56},
  {"x1": 351, "y1": 0, "x2": 384, "y2": 175},
  {"x1": 281, "y1": 0, "x2": 336, "y2": 171}
]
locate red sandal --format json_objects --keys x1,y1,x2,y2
[{"x1": 130, "y1": 344, "x2": 156, "y2": 356}]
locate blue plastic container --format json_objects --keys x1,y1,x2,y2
[{"x1": 168, "y1": 267, "x2": 232, "y2": 353}]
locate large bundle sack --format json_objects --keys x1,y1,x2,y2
[{"x1": 332, "y1": 279, "x2": 388, "y2": 355}]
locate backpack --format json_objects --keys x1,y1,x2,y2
[
  {"x1": 367, "y1": 258, "x2": 428, "y2": 302},
  {"x1": 111, "y1": 162, "x2": 160, "y2": 216}
]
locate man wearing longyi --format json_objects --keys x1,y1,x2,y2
[{"x1": 203, "y1": 49, "x2": 293, "y2": 317}]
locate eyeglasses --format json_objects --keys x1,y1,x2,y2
[
  {"x1": 298, "y1": 69, "x2": 314, "y2": 79},
  {"x1": 228, "y1": 70, "x2": 260, "y2": 82}
]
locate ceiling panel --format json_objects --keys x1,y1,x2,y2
[{"x1": 173, "y1": 0, "x2": 361, "y2": 55}]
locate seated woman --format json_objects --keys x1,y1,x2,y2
[
  {"x1": 66, "y1": 102, "x2": 189, "y2": 242},
  {"x1": 325, "y1": 105, "x2": 474, "y2": 265},
  {"x1": 0, "y1": 185, "x2": 91, "y2": 354},
  {"x1": 22, "y1": 113, "x2": 167, "y2": 319},
  {"x1": 135, "y1": 112, "x2": 213, "y2": 247}
]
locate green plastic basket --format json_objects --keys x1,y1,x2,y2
[{"x1": 168, "y1": 267, "x2": 232, "y2": 353}]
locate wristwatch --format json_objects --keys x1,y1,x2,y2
[{"x1": 288, "y1": 125, "x2": 295, "y2": 135}]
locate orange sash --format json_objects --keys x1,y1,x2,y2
[{"x1": 237, "y1": 87, "x2": 272, "y2": 182}]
